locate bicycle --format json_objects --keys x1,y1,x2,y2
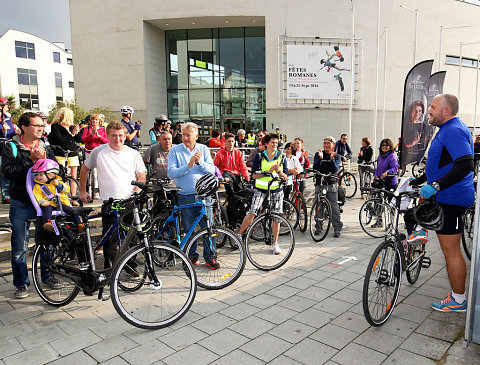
[
  {"x1": 305, "y1": 169, "x2": 339, "y2": 242},
  {"x1": 148, "y1": 180, "x2": 246, "y2": 290},
  {"x1": 461, "y1": 203, "x2": 475, "y2": 261},
  {"x1": 337, "y1": 158, "x2": 357, "y2": 198},
  {"x1": 244, "y1": 171, "x2": 295, "y2": 271},
  {"x1": 288, "y1": 174, "x2": 308, "y2": 232},
  {"x1": 411, "y1": 157, "x2": 427, "y2": 179},
  {"x1": 358, "y1": 161, "x2": 376, "y2": 193},
  {"x1": 363, "y1": 186, "x2": 431, "y2": 326},
  {"x1": 49, "y1": 145, "x2": 81, "y2": 201},
  {"x1": 32, "y1": 181, "x2": 197, "y2": 329}
]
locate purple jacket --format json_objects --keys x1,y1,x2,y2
[{"x1": 375, "y1": 152, "x2": 398, "y2": 186}]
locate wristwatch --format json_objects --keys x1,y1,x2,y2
[{"x1": 431, "y1": 182, "x2": 441, "y2": 191}]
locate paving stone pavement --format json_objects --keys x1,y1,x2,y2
[{"x1": 1, "y1": 196, "x2": 480, "y2": 364}]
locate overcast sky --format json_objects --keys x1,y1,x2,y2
[{"x1": 0, "y1": 0, "x2": 71, "y2": 49}]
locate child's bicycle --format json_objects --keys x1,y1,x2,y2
[
  {"x1": 32, "y1": 181, "x2": 197, "y2": 330},
  {"x1": 362, "y1": 186, "x2": 433, "y2": 326}
]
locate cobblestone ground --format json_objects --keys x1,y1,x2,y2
[{"x1": 1, "y1": 197, "x2": 479, "y2": 365}]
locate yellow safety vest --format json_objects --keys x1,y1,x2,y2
[
  {"x1": 255, "y1": 152, "x2": 283, "y2": 190},
  {"x1": 247, "y1": 133, "x2": 256, "y2": 146}
]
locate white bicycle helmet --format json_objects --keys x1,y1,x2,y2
[
  {"x1": 413, "y1": 201, "x2": 444, "y2": 231},
  {"x1": 120, "y1": 105, "x2": 134, "y2": 114},
  {"x1": 195, "y1": 173, "x2": 219, "y2": 197}
]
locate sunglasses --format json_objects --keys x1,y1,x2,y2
[{"x1": 381, "y1": 144, "x2": 390, "y2": 147}]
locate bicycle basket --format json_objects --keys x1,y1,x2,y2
[{"x1": 413, "y1": 201, "x2": 444, "y2": 231}]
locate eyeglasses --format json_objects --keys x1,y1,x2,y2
[
  {"x1": 30, "y1": 124, "x2": 46, "y2": 129},
  {"x1": 381, "y1": 144, "x2": 390, "y2": 147}
]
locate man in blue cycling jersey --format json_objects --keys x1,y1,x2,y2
[{"x1": 411, "y1": 94, "x2": 474, "y2": 312}]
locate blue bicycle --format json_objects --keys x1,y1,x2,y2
[{"x1": 148, "y1": 181, "x2": 246, "y2": 290}]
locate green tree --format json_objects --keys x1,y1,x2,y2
[
  {"x1": 2, "y1": 95, "x2": 27, "y2": 124},
  {"x1": 47, "y1": 99, "x2": 87, "y2": 124},
  {"x1": 87, "y1": 106, "x2": 120, "y2": 123}
]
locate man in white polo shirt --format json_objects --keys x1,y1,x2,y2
[{"x1": 79, "y1": 120, "x2": 146, "y2": 267}]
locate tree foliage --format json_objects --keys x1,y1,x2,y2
[
  {"x1": 2, "y1": 95, "x2": 27, "y2": 124},
  {"x1": 47, "y1": 100, "x2": 87, "y2": 124}
]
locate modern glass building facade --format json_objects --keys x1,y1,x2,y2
[{"x1": 166, "y1": 27, "x2": 265, "y2": 138}]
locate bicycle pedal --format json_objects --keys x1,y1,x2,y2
[{"x1": 421, "y1": 257, "x2": 431, "y2": 269}]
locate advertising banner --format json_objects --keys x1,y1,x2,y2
[
  {"x1": 286, "y1": 44, "x2": 352, "y2": 99},
  {"x1": 423, "y1": 71, "x2": 446, "y2": 147},
  {"x1": 400, "y1": 60, "x2": 434, "y2": 167}
]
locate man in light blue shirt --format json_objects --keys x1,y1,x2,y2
[{"x1": 168, "y1": 122, "x2": 219, "y2": 269}]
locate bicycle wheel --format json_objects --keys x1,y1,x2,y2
[
  {"x1": 363, "y1": 240, "x2": 402, "y2": 326},
  {"x1": 406, "y1": 244, "x2": 424, "y2": 284},
  {"x1": 412, "y1": 161, "x2": 426, "y2": 178},
  {"x1": 340, "y1": 172, "x2": 357, "y2": 198},
  {"x1": 362, "y1": 171, "x2": 372, "y2": 189},
  {"x1": 309, "y1": 197, "x2": 331, "y2": 242},
  {"x1": 65, "y1": 176, "x2": 81, "y2": 201},
  {"x1": 110, "y1": 242, "x2": 196, "y2": 330},
  {"x1": 245, "y1": 212, "x2": 295, "y2": 271},
  {"x1": 294, "y1": 193, "x2": 308, "y2": 233},
  {"x1": 184, "y1": 227, "x2": 246, "y2": 289},
  {"x1": 359, "y1": 200, "x2": 393, "y2": 238},
  {"x1": 462, "y1": 206, "x2": 475, "y2": 261},
  {"x1": 212, "y1": 204, "x2": 230, "y2": 248},
  {"x1": 32, "y1": 243, "x2": 80, "y2": 306},
  {"x1": 282, "y1": 199, "x2": 299, "y2": 233}
]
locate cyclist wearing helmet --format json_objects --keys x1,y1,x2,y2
[
  {"x1": 32, "y1": 158, "x2": 83, "y2": 231},
  {"x1": 410, "y1": 94, "x2": 474, "y2": 313},
  {"x1": 120, "y1": 105, "x2": 142, "y2": 150},
  {"x1": 149, "y1": 114, "x2": 169, "y2": 144},
  {"x1": 167, "y1": 122, "x2": 219, "y2": 269},
  {"x1": 172, "y1": 120, "x2": 184, "y2": 144},
  {"x1": 2, "y1": 112, "x2": 56, "y2": 299},
  {"x1": 0, "y1": 97, "x2": 19, "y2": 203}
]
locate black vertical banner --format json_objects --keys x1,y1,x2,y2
[
  {"x1": 400, "y1": 60, "x2": 434, "y2": 167},
  {"x1": 422, "y1": 71, "x2": 446, "y2": 147}
]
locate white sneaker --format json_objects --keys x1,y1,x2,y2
[{"x1": 272, "y1": 243, "x2": 282, "y2": 255}]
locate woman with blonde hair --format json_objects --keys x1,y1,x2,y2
[{"x1": 48, "y1": 107, "x2": 82, "y2": 196}]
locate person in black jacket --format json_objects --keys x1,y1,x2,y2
[
  {"x1": 357, "y1": 137, "x2": 374, "y2": 191},
  {"x1": 47, "y1": 107, "x2": 82, "y2": 196},
  {"x1": 2, "y1": 112, "x2": 58, "y2": 299}
]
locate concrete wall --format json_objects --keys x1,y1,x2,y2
[
  {"x1": 0, "y1": 29, "x2": 75, "y2": 112},
  {"x1": 69, "y1": 0, "x2": 480, "y2": 153}
]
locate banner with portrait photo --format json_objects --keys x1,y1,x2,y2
[
  {"x1": 422, "y1": 71, "x2": 446, "y2": 146},
  {"x1": 286, "y1": 44, "x2": 352, "y2": 99},
  {"x1": 400, "y1": 60, "x2": 434, "y2": 167}
]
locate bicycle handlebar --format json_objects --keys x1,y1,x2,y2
[
  {"x1": 102, "y1": 181, "x2": 151, "y2": 208},
  {"x1": 305, "y1": 168, "x2": 339, "y2": 180},
  {"x1": 360, "y1": 186, "x2": 420, "y2": 199}
]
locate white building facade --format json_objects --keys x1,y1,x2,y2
[
  {"x1": 69, "y1": 0, "x2": 480, "y2": 152},
  {"x1": 0, "y1": 29, "x2": 75, "y2": 112}
]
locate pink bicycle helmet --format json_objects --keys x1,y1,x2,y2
[{"x1": 31, "y1": 159, "x2": 60, "y2": 175}]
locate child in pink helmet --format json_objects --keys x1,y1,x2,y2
[{"x1": 32, "y1": 159, "x2": 84, "y2": 231}]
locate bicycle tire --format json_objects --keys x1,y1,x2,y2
[
  {"x1": 282, "y1": 199, "x2": 299, "y2": 233},
  {"x1": 362, "y1": 171, "x2": 373, "y2": 189},
  {"x1": 213, "y1": 204, "x2": 230, "y2": 248},
  {"x1": 309, "y1": 197, "x2": 331, "y2": 242},
  {"x1": 412, "y1": 161, "x2": 426, "y2": 179},
  {"x1": 110, "y1": 242, "x2": 197, "y2": 330},
  {"x1": 462, "y1": 206, "x2": 475, "y2": 261},
  {"x1": 32, "y1": 244, "x2": 80, "y2": 307},
  {"x1": 363, "y1": 240, "x2": 402, "y2": 326},
  {"x1": 184, "y1": 226, "x2": 246, "y2": 289},
  {"x1": 295, "y1": 193, "x2": 308, "y2": 233},
  {"x1": 64, "y1": 176, "x2": 80, "y2": 201},
  {"x1": 359, "y1": 200, "x2": 393, "y2": 238},
  {"x1": 245, "y1": 212, "x2": 295, "y2": 271},
  {"x1": 340, "y1": 172, "x2": 357, "y2": 198},
  {"x1": 406, "y1": 244, "x2": 424, "y2": 284}
]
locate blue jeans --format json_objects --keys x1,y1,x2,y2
[
  {"x1": 0, "y1": 156, "x2": 10, "y2": 200},
  {"x1": 177, "y1": 194, "x2": 215, "y2": 262},
  {"x1": 10, "y1": 199, "x2": 36, "y2": 288}
]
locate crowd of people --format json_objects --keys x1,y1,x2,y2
[{"x1": 0, "y1": 94, "x2": 477, "y2": 315}]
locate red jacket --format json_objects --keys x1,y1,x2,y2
[{"x1": 214, "y1": 147, "x2": 249, "y2": 181}]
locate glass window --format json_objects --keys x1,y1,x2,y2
[
  {"x1": 245, "y1": 27, "x2": 265, "y2": 87},
  {"x1": 167, "y1": 30, "x2": 188, "y2": 89},
  {"x1": 217, "y1": 28, "x2": 245, "y2": 88},
  {"x1": 188, "y1": 29, "x2": 214, "y2": 89},
  {"x1": 69, "y1": 81, "x2": 74, "y2": 88},
  {"x1": 17, "y1": 68, "x2": 37, "y2": 85},
  {"x1": 168, "y1": 90, "x2": 189, "y2": 120},
  {"x1": 246, "y1": 88, "x2": 266, "y2": 114},
  {"x1": 15, "y1": 41, "x2": 35, "y2": 59},
  {"x1": 67, "y1": 58, "x2": 73, "y2": 65},
  {"x1": 189, "y1": 89, "x2": 214, "y2": 117},
  {"x1": 55, "y1": 72, "x2": 63, "y2": 88},
  {"x1": 53, "y1": 52, "x2": 61, "y2": 63},
  {"x1": 220, "y1": 88, "x2": 245, "y2": 116}
]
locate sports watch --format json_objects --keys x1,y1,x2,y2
[{"x1": 431, "y1": 182, "x2": 441, "y2": 192}]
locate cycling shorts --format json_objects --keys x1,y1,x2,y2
[
  {"x1": 248, "y1": 189, "x2": 283, "y2": 216},
  {"x1": 436, "y1": 202, "x2": 468, "y2": 235}
]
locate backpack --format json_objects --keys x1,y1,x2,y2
[
  {"x1": 226, "y1": 194, "x2": 250, "y2": 229},
  {"x1": 9, "y1": 141, "x2": 51, "y2": 159}
]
